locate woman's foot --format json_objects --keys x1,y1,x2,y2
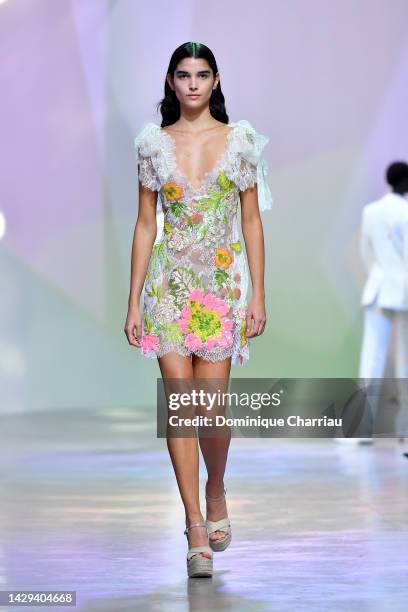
[
  {"x1": 185, "y1": 515, "x2": 211, "y2": 559},
  {"x1": 205, "y1": 482, "x2": 229, "y2": 542}
]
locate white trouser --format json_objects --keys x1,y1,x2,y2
[{"x1": 358, "y1": 297, "x2": 408, "y2": 432}]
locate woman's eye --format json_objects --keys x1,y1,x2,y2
[{"x1": 177, "y1": 74, "x2": 208, "y2": 80}]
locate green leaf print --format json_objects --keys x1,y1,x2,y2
[
  {"x1": 148, "y1": 240, "x2": 170, "y2": 278},
  {"x1": 216, "y1": 171, "x2": 234, "y2": 192},
  {"x1": 192, "y1": 199, "x2": 212, "y2": 211},
  {"x1": 143, "y1": 313, "x2": 153, "y2": 333},
  {"x1": 171, "y1": 200, "x2": 187, "y2": 217},
  {"x1": 169, "y1": 266, "x2": 204, "y2": 306},
  {"x1": 146, "y1": 281, "x2": 163, "y2": 300},
  {"x1": 163, "y1": 323, "x2": 183, "y2": 345},
  {"x1": 148, "y1": 319, "x2": 166, "y2": 336},
  {"x1": 214, "y1": 268, "x2": 231, "y2": 289},
  {"x1": 192, "y1": 190, "x2": 222, "y2": 211},
  {"x1": 154, "y1": 241, "x2": 166, "y2": 258},
  {"x1": 197, "y1": 224, "x2": 209, "y2": 241}
]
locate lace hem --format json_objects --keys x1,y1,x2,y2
[{"x1": 139, "y1": 338, "x2": 250, "y2": 366}]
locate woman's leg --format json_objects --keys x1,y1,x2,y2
[
  {"x1": 192, "y1": 355, "x2": 232, "y2": 542},
  {"x1": 158, "y1": 352, "x2": 210, "y2": 558}
]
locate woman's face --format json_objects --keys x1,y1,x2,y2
[{"x1": 167, "y1": 57, "x2": 219, "y2": 110}]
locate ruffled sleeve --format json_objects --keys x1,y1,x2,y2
[
  {"x1": 134, "y1": 122, "x2": 162, "y2": 191},
  {"x1": 226, "y1": 119, "x2": 273, "y2": 211}
]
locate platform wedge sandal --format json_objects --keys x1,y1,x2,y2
[
  {"x1": 205, "y1": 485, "x2": 232, "y2": 552},
  {"x1": 184, "y1": 522, "x2": 213, "y2": 578}
]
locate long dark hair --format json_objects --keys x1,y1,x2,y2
[{"x1": 157, "y1": 42, "x2": 229, "y2": 127}]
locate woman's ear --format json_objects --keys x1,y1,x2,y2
[{"x1": 166, "y1": 73, "x2": 174, "y2": 91}]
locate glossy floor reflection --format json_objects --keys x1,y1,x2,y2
[{"x1": 0, "y1": 408, "x2": 407, "y2": 611}]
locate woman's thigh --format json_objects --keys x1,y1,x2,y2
[
  {"x1": 157, "y1": 353, "x2": 196, "y2": 427},
  {"x1": 192, "y1": 356, "x2": 232, "y2": 422},
  {"x1": 192, "y1": 356, "x2": 232, "y2": 380},
  {"x1": 158, "y1": 352, "x2": 194, "y2": 378}
]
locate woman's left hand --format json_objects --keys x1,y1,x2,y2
[{"x1": 246, "y1": 293, "x2": 267, "y2": 338}]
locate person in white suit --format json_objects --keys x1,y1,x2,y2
[{"x1": 358, "y1": 161, "x2": 408, "y2": 445}]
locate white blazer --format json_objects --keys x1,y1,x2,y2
[{"x1": 360, "y1": 192, "x2": 408, "y2": 310}]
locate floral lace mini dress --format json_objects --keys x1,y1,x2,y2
[{"x1": 134, "y1": 119, "x2": 273, "y2": 366}]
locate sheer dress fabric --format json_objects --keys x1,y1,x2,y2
[{"x1": 134, "y1": 119, "x2": 273, "y2": 365}]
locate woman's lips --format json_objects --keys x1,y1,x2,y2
[{"x1": 188, "y1": 95, "x2": 200, "y2": 99}]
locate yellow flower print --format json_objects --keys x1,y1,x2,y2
[
  {"x1": 240, "y1": 319, "x2": 247, "y2": 348},
  {"x1": 215, "y1": 248, "x2": 233, "y2": 269},
  {"x1": 163, "y1": 181, "x2": 184, "y2": 201},
  {"x1": 230, "y1": 241, "x2": 242, "y2": 252},
  {"x1": 216, "y1": 171, "x2": 234, "y2": 192}
]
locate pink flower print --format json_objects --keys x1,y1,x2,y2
[
  {"x1": 222, "y1": 318, "x2": 233, "y2": 332},
  {"x1": 204, "y1": 337, "x2": 217, "y2": 350},
  {"x1": 202, "y1": 293, "x2": 229, "y2": 316},
  {"x1": 233, "y1": 272, "x2": 241, "y2": 283},
  {"x1": 177, "y1": 289, "x2": 233, "y2": 350},
  {"x1": 140, "y1": 333, "x2": 160, "y2": 354},
  {"x1": 181, "y1": 306, "x2": 192, "y2": 319},
  {"x1": 185, "y1": 333, "x2": 203, "y2": 351},
  {"x1": 188, "y1": 289, "x2": 205, "y2": 302},
  {"x1": 218, "y1": 331, "x2": 233, "y2": 348}
]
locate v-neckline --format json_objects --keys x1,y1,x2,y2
[{"x1": 160, "y1": 124, "x2": 234, "y2": 193}]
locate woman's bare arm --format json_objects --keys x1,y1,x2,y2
[
  {"x1": 240, "y1": 186, "x2": 267, "y2": 338},
  {"x1": 124, "y1": 182, "x2": 158, "y2": 347}
]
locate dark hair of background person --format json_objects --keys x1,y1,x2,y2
[
  {"x1": 157, "y1": 42, "x2": 229, "y2": 127},
  {"x1": 386, "y1": 161, "x2": 408, "y2": 194}
]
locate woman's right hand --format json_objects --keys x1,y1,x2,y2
[{"x1": 124, "y1": 304, "x2": 142, "y2": 348}]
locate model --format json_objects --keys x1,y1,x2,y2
[{"x1": 125, "y1": 42, "x2": 273, "y2": 578}]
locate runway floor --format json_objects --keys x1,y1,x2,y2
[{"x1": 0, "y1": 408, "x2": 407, "y2": 611}]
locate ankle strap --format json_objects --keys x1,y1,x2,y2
[
  {"x1": 184, "y1": 522, "x2": 207, "y2": 536},
  {"x1": 205, "y1": 487, "x2": 227, "y2": 502}
]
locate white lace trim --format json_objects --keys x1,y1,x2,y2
[
  {"x1": 139, "y1": 330, "x2": 250, "y2": 366},
  {"x1": 134, "y1": 119, "x2": 273, "y2": 209},
  {"x1": 159, "y1": 126, "x2": 234, "y2": 197}
]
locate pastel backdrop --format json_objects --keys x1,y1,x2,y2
[{"x1": 1, "y1": 0, "x2": 407, "y2": 412}]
